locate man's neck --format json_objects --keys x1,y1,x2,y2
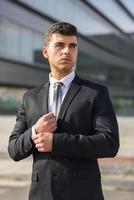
[{"x1": 51, "y1": 70, "x2": 73, "y2": 80}]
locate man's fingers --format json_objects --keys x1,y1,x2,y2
[
  {"x1": 43, "y1": 112, "x2": 55, "y2": 121},
  {"x1": 33, "y1": 134, "x2": 42, "y2": 144},
  {"x1": 44, "y1": 119, "x2": 56, "y2": 127},
  {"x1": 34, "y1": 132, "x2": 53, "y2": 152},
  {"x1": 35, "y1": 112, "x2": 56, "y2": 134},
  {"x1": 37, "y1": 148, "x2": 47, "y2": 152},
  {"x1": 49, "y1": 117, "x2": 57, "y2": 124},
  {"x1": 35, "y1": 143, "x2": 44, "y2": 149},
  {"x1": 50, "y1": 123, "x2": 57, "y2": 131}
]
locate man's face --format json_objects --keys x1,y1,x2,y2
[{"x1": 42, "y1": 33, "x2": 78, "y2": 76}]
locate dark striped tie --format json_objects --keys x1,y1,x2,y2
[{"x1": 52, "y1": 82, "x2": 63, "y2": 117}]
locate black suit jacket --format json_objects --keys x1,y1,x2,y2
[{"x1": 8, "y1": 75, "x2": 119, "y2": 200}]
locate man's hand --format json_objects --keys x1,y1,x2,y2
[
  {"x1": 34, "y1": 132, "x2": 53, "y2": 152},
  {"x1": 35, "y1": 112, "x2": 57, "y2": 134}
]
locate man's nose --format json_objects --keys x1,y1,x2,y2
[{"x1": 62, "y1": 46, "x2": 70, "y2": 54}]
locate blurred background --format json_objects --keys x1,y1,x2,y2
[{"x1": 0, "y1": 0, "x2": 134, "y2": 199}]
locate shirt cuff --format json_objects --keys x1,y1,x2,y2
[{"x1": 31, "y1": 125, "x2": 36, "y2": 140}]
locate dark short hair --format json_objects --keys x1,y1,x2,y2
[{"x1": 44, "y1": 22, "x2": 78, "y2": 46}]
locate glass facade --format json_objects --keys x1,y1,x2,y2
[
  {"x1": 88, "y1": 0, "x2": 134, "y2": 33},
  {"x1": 122, "y1": 0, "x2": 134, "y2": 16},
  {"x1": 0, "y1": 16, "x2": 43, "y2": 63},
  {"x1": 89, "y1": 34, "x2": 134, "y2": 61},
  {"x1": 18, "y1": 0, "x2": 113, "y2": 35},
  {"x1": 77, "y1": 51, "x2": 134, "y2": 86},
  {"x1": 0, "y1": 0, "x2": 134, "y2": 115},
  {"x1": 17, "y1": 0, "x2": 134, "y2": 63}
]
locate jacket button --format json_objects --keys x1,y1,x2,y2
[{"x1": 52, "y1": 173, "x2": 57, "y2": 179}]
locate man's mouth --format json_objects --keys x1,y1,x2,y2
[{"x1": 60, "y1": 58, "x2": 72, "y2": 62}]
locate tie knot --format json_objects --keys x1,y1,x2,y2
[{"x1": 54, "y1": 82, "x2": 63, "y2": 88}]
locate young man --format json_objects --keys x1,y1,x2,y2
[{"x1": 8, "y1": 22, "x2": 119, "y2": 200}]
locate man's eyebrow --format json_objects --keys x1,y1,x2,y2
[
  {"x1": 54, "y1": 42, "x2": 64, "y2": 45},
  {"x1": 70, "y1": 43, "x2": 77, "y2": 46},
  {"x1": 54, "y1": 42, "x2": 77, "y2": 46}
]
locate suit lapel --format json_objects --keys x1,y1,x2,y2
[
  {"x1": 36, "y1": 76, "x2": 81, "y2": 124},
  {"x1": 58, "y1": 75, "x2": 81, "y2": 121},
  {"x1": 39, "y1": 82, "x2": 49, "y2": 116}
]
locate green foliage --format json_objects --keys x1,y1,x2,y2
[{"x1": 0, "y1": 97, "x2": 20, "y2": 115}]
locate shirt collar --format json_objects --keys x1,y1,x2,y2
[{"x1": 49, "y1": 70, "x2": 75, "y2": 88}]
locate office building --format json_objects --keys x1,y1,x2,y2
[{"x1": 0, "y1": 0, "x2": 134, "y2": 115}]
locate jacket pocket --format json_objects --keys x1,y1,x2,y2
[{"x1": 31, "y1": 171, "x2": 39, "y2": 182}]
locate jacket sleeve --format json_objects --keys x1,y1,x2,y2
[
  {"x1": 8, "y1": 94, "x2": 34, "y2": 161},
  {"x1": 52, "y1": 87, "x2": 119, "y2": 159}
]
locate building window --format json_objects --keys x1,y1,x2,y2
[{"x1": 0, "y1": 17, "x2": 43, "y2": 64}]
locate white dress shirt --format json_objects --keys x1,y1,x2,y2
[
  {"x1": 32, "y1": 70, "x2": 75, "y2": 139},
  {"x1": 48, "y1": 70, "x2": 75, "y2": 112}
]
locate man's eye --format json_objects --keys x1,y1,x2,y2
[
  {"x1": 55, "y1": 43, "x2": 64, "y2": 47},
  {"x1": 70, "y1": 44, "x2": 77, "y2": 48}
]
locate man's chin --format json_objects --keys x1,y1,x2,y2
[
  {"x1": 59, "y1": 65, "x2": 73, "y2": 73},
  {"x1": 58, "y1": 63, "x2": 72, "y2": 69}
]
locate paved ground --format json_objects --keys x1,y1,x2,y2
[
  {"x1": 0, "y1": 185, "x2": 134, "y2": 200},
  {"x1": 0, "y1": 115, "x2": 134, "y2": 199}
]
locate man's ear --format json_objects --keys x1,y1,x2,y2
[{"x1": 42, "y1": 47, "x2": 48, "y2": 58}]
